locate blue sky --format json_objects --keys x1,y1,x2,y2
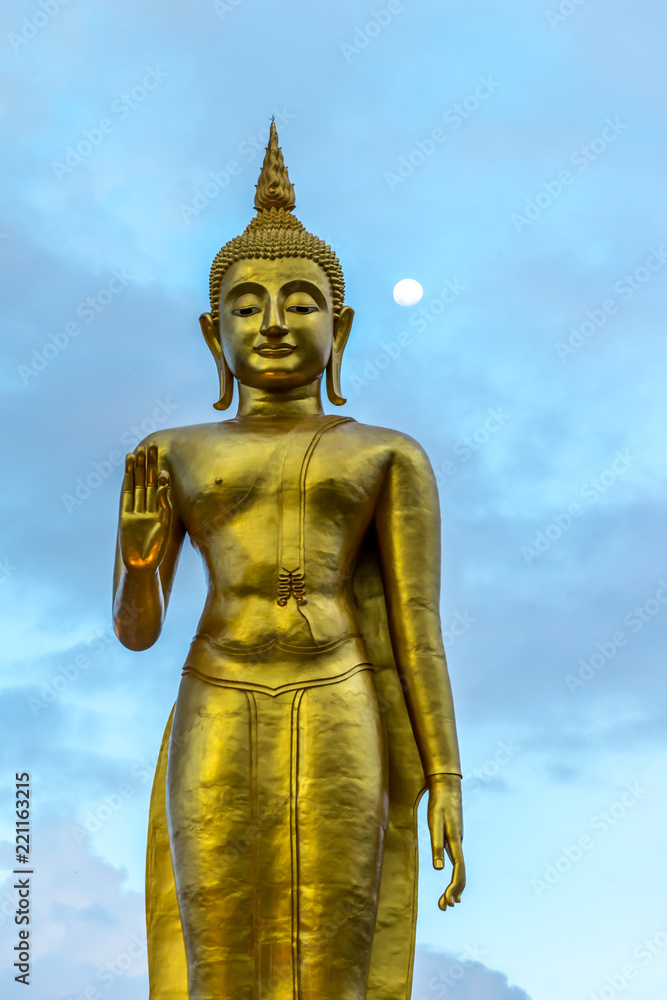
[{"x1": 1, "y1": 1, "x2": 667, "y2": 998}]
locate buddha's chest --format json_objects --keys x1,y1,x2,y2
[{"x1": 172, "y1": 430, "x2": 384, "y2": 541}]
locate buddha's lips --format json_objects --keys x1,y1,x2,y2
[{"x1": 254, "y1": 344, "x2": 296, "y2": 357}]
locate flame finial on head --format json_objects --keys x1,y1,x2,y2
[
  {"x1": 209, "y1": 121, "x2": 345, "y2": 321},
  {"x1": 253, "y1": 120, "x2": 296, "y2": 212}
]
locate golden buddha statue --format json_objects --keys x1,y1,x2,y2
[{"x1": 112, "y1": 122, "x2": 465, "y2": 1000}]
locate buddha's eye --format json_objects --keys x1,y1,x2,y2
[
  {"x1": 287, "y1": 305, "x2": 318, "y2": 314},
  {"x1": 231, "y1": 306, "x2": 261, "y2": 317}
]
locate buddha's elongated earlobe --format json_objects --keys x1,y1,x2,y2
[
  {"x1": 213, "y1": 352, "x2": 234, "y2": 411},
  {"x1": 326, "y1": 352, "x2": 345, "y2": 406},
  {"x1": 326, "y1": 306, "x2": 354, "y2": 406},
  {"x1": 200, "y1": 312, "x2": 234, "y2": 411}
]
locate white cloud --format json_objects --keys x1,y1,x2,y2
[
  {"x1": 0, "y1": 818, "x2": 147, "y2": 1000},
  {"x1": 412, "y1": 947, "x2": 532, "y2": 1000}
]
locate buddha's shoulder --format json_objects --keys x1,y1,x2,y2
[
  {"x1": 133, "y1": 420, "x2": 233, "y2": 455},
  {"x1": 339, "y1": 419, "x2": 431, "y2": 462}
]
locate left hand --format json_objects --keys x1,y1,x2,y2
[{"x1": 427, "y1": 773, "x2": 466, "y2": 910}]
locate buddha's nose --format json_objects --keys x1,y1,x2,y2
[{"x1": 260, "y1": 300, "x2": 288, "y2": 337}]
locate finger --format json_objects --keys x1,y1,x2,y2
[
  {"x1": 429, "y1": 809, "x2": 445, "y2": 871},
  {"x1": 443, "y1": 812, "x2": 464, "y2": 867},
  {"x1": 438, "y1": 863, "x2": 466, "y2": 910},
  {"x1": 157, "y1": 471, "x2": 172, "y2": 519},
  {"x1": 438, "y1": 888, "x2": 462, "y2": 910},
  {"x1": 146, "y1": 444, "x2": 158, "y2": 514},
  {"x1": 134, "y1": 448, "x2": 146, "y2": 513},
  {"x1": 122, "y1": 454, "x2": 134, "y2": 514},
  {"x1": 447, "y1": 836, "x2": 463, "y2": 863},
  {"x1": 438, "y1": 888, "x2": 454, "y2": 910},
  {"x1": 444, "y1": 829, "x2": 464, "y2": 872}
]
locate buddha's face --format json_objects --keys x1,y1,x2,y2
[{"x1": 214, "y1": 257, "x2": 344, "y2": 391}]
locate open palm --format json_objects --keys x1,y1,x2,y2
[{"x1": 119, "y1": 444, "x2": 172, "y2": 573}]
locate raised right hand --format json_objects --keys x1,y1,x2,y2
[{"x1": 119, "y1": 444, "x2": 172, "y2": 574}]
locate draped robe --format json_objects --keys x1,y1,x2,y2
[{"x1": 144, "y1": 417, "x2": 428, "y2": 1000}]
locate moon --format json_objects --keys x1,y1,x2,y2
[{"x1": 393, "y1": 278, "x2": 423, "y2": 307}]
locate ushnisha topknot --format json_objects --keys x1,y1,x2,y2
[{"x1": 209, "y1": 120, "x2": 345, "y2": 321}]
